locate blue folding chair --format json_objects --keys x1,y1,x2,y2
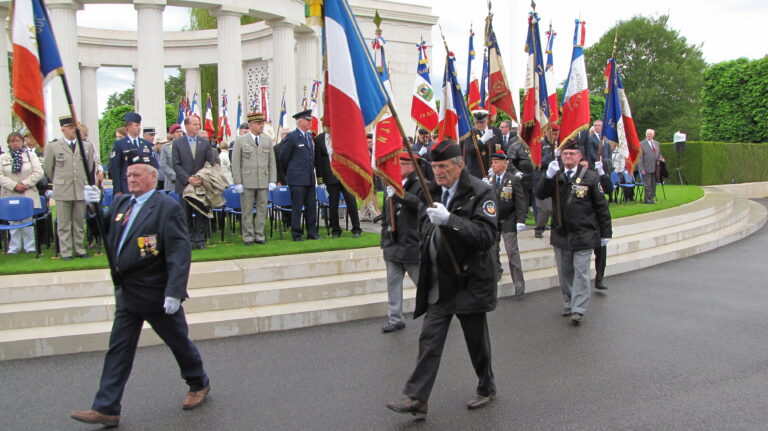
[
  {"x1": 102, "y1": 188, "x2": 114, "y2": 211},
  {"x1": 270, "y1": 186, "x2": 294, "y2": 240},
  {"x1": 316, "y1": 186, "x2": 331, "y2": 236},
  {"x1": 0, "y1": 197, "x2": 39, "y2": 258},
  {"x1": 222, "y1": 187, "x2": 244, "y2": 243},
  {"x1": 609, "y1": 171, "x2": 621, "y2": 204}
]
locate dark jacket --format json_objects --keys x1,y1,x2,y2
[
  {"x1": 533, "y1": 137, "x2": 555, "y2": 187},
  {"x1": 414, "y1": 170, "x2": 498, "y2": 318},
  {"x1": 493, "y1": 172, "x2": 527, "y2": 232},
  {"x1": 105, "y1": 191, "x2": 191, "y2": 312},
  {"x1": 381, "y1": 170, "x2": 424, "y2": 263},
  {"x1": 505, "y1": 138, "x2": 534, "y2": 189},
  {"x1": 109, "y1": 136, "x2": 158, "y2": 194},
  {"x1": 279, "y1": 129, "x2": 315, "y2": 186},
  {"x1": 171, "y1": 134, "x2": 217, "y2": 195},
  {"x1": 575, "y1": 129, "x2": 598, "y2": 169},
  {"x1": 535, "y1": 165, "x2": 612, "y2": 250},
  {"x1": 314, "y1": 133, "x2": 339, "y2": 185},
  {"x1": 461, "y1": 126, "x2": 503, "y2": 179}
]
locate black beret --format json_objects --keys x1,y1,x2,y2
[
  {"x1": 292, "y1": 109, "x2": 312, "y2": 120},
  {"x1": 490, "y1": 151, "x2": 507, "y2": 160},
  {"x1": 125, "y1": 149, "x2": 154, "y2": 166},
  {"x1": 561, "y1": 138, "x2": 580, "y2": 152},
  {"x1": 431, "y1": 139, "x2": 461, "y2": 162}
]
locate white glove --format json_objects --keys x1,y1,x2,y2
[
  {"x1": 426, "y1": 202, "x2": 451, "y2": 226},
  {"x1": 595, "y1": 161, "x2": 605, "y2": 176},
  {"x1": 83, "y1": 185, "x2": 100, "y2": 204},
  {"x1": 268, "y1": 182, "x2": 277, "y2": 191},
  {"x1": 600, "y1": 238, "x2": 610, "y2": 247},
  {"x1": 233, "y1": 184, "x2": 244, "y2": 194},
  {"x1": 163, "y1": 297, "x2": 181, "y2": 314},
  {"x1": 487, "y1": 167, "x2": 494, "y2": 177},
  {"x1": 44, "y1": 190, "x2": 53, "y2": 199},
  {"x1": 481, "y1": 177, "x2": 491, "y2": 185},
  {"x1": 318, "y1": 183, "x2": 327, "y2": 191},
  {"x1": 516, "y1": 223, "x2": 526, "y2": 232},
  {"x1": 480, "y1": 128, "x2": 494, "y2": 143},
  {"x1": 546, "y1": 160, "x2": 560, "y2": 179},
  {"x1": 386, "y1": 186, "x2": 396, "y2": 198},
  {"x1": 514, "y1": 171, "x2": 524, "y2": 179},
  {"x1": 554, "y1": 148, "x2": 561, "y2": 158},
  {"x1": 418, "y1": 146, "x2": 428, "y2": 156}
]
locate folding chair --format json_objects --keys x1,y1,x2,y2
[
  {"x1": 316, "y1": 186, "x2": 331, "y2": 236},
  {"x1": 222, "y1": 187, "x2": 243, "y2": 243},
  {"x1": 609, "y1": 171, "x2": 621, "y2": 204},
  {"x1": 270, "y1": 186, "x2": 294, "y2": 240},
  {"x1": 34, "y1": 196, "x2": 53, "y2": 249},
  {"x1": 0, "y1": 197, "x2": 39, "y2": 258}
]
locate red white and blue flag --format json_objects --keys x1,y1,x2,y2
[
  {"x1": 323, "y1": 0, "x2": 388, "y2": 202},
  {"x1": 308, "y1": 80, "x2": 321, "y2": 134},
  {"x1": 177, "y1": 97, "x2": 187, "y2": 125},
  {"x1": 520, "y1": 11, "x2": 550, "y2": 167},
  {"x1": 11, "y1": 0, "x2": 64, "y2": 148},
  {"x1": 410, "y1": 39, "x2": 438, "y2": 132},
  {"x1": 216, "y1": 91, "x2": 231, "y2": 143},
  {"x1": 602, "y1": 57, "x2": 641, "y2": 171},
  {"x1": 466, "y1": 27, "x2": 481, "y2": 112},
  {"x1": 235, "y1": 97, "x2": 243, "y2": 129},
  {"x1": 559, "y1": 20, "x2": 591, "y2": 145},
  {"x1": 190, "y1": 92, "x2": 201, "y2": 119},
  {"x1": 484, "y1": 12, "x2": 518, "y2": 122},
  {"x1": 278, "y1": 89, "x2": 287, "y2": 130},
  {"x1": 204, "y1": 94, "x2": 215, "y2": 138},
  {"x1": 259, "y1": 86, "x2": 270, "y2": 123},
  {"x1": 544, "y1": 25, "x2": 559, "y2": 125},
  {"x1": 437, "y1": 51, "x2": 472, "y2": 143}
]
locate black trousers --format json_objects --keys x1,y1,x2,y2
[
  {"x1": 326, "y1": 183, "x2": 361, "y2": 235},
  {"x1": 92, "y1": 307, "x2": 208, "y2": 415},
  {"x1": 404, "y1": 308, "x2": 495, "y2": 402},
  {"x1": 594, "y1": 245, "x2": 607, "y2": 286},
  {"x1": 290, "y1": 185, "x2": 318, "y2": 239},
  {"x1": 182, "y1": 200, "x2": 207, "y2": 247}
]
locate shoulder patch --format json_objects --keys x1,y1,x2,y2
[
  {"x1": 110, "y1": 151, "x2": 116, "y2": 158},
  {"x1": 598, "y1": 184, "x2": 604, "y2": 194},
  {"x1": 482, "y1": 200, "x2": 497, "y2": 217}
]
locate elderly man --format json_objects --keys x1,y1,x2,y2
[
  {"x1": 43, "y1": 115, "x2": 99, "y2": 260},
  {"x1": 640, "y1": 129, "x2": 663, "y2": 204},
  {"x1": 73, "y1": 152, "x2": 210, "y2": 427},
  {"x1": 232, "y1": 113, "x2": 277, "y2": 245},
  {"x1": 536, "y1": 140, "x2": 612, "y2": 324},
  {"x1": 387, "y1": 140, "x2": 498, "y2": 418},
  {"x1": 279, "y1": 109, "x2": 318, "y2": 241},
  {"x1": 109, "y1": 113, "x2": 158, "y2": 196},
  {"x1": 461, "y1": 110, "x2": 503, "y2": 179}
]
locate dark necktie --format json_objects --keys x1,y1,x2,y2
[
  {"x1": 441, "y1": 190, "x2": 450, "y2": 206},
  {"x1": 496, "y1": 175, "x2": 501, "y2": 188},
  {"x1": 306, "y1": 133, "x2": 313, "y2": 151},
  {"x1": 566, "y1": 170, "x2": 573, "y2": 180},
  {"x1": 132, "y1": 139, "x2": 138, "y2": 149},
  {"x1": 254, "y1": 135, "x2": 259, "y2": 147},
  {"x1": 69, "y1": 140, "x2": 76, "y2": 152}
]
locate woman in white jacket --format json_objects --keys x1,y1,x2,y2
[{"x1": 0, "y1": 132, "x2": 44, "y2": 253}]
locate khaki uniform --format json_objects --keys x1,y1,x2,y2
[
  {"x1": 231, "y1": 133, "x2": 277, "y2": 242},
  {"x1": 43, "y1": 138, "x2": 97, "y2": 258}
]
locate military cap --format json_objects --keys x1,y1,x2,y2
[
  {"x1": 431, "y1": 139, "x2": 461, "y2": 162},
  {"x1": 551, "y1": 123, "x2": 561, "y2": 131},
  {"x1": 490, "y1": 151, "x2": 507, "y2": 160},
  {"x1": 168, "y1": 124, "x2": 182, "y2": 134},
  {"x1": 399, "y1": 151, "x2": 419, "y2": 161},
  {"x1": 59, "y1": 115, "x2": 74, "y2": 126},
  {"x1": 123, "y1": 112, "x2": 142, "y2": 124},
  {"x1": 561, "y1": 138, "x2": 580, "y2": 152},
  {"x1": 418, "y1": 128, "x2": 430, "y2": 135},
  {"x1": 142, "y1": 127, "x2": 156, "y2": 135},
  {"x1": 292, "y1": 109, "x2": 312, "y2": 120},
  {"x1": 247, "y1": 112, "x2": 266, "y2": 123},
  {"x1": 125, "y1": 149, "x2": 154, "y2": 166},
  {"x1": 472, "y1": 109, "x2": 489, "y2": 121},
  {"x1": 238, "y1": 123, "x2": 249, "y2": 130}
]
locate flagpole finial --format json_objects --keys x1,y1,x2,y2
[
  {"x1": 612, "y1": 31, "x2": 619, "y2": 58},
  {"x1": 373, "y1": 10, "x2": 382, "y2": 31},
  {"x1": 530, "y1": 1, "x2": 536, "y2": 11}
]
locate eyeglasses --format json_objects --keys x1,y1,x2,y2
[{"x1": 561, "y1": 151, "x2": 580, "y2": 157}]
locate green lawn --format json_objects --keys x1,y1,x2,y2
[{"x1": 0, "y1": 185, "x2": 703, "y2": 275}]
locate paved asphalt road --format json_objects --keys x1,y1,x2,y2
[{"x1": 2, "y1": 201, "x2": 767, "y2": 431}]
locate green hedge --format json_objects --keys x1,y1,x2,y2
[{"x1": 660, "y1": 141, "x2": 768, "y2": 185}]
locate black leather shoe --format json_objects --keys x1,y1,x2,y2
[
  {"x1": 381, "y1": 322, "x2": 405, "y2": 333},
  {"x1": 595, "y1": 283, "x2": 608, "y2": 290},
  {"x1": 293, "y1": 237, "x2": 303, "y2": 242},
  {"x1": 76, "y1": 253, "x2": 91, "y2": 259},
  {"x1": 243, "y1": 241, "x2": 254, "y2": 246},
  {"x1": 466, "y1": 392, "x2": 496, "y2": 409},
  {"x1": 254, "y1": 240, "x2": 266, "y2": 245},
  {"x1": 534, "y1": 231, "x2": 543, "y2": 238},
  {"x1": 386, "y1": 396, "x2": 427, "y2": 419},
  {"x1": 352, "y1": 232, "x2": 361, "y2": 238}
]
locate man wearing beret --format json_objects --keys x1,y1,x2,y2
[
  {"x1": 109, "y1": 112, "x2": 158, "y2": 197},
  {"x1": 73, "y1": 151, "x2": 210, "y2": 427},
  {"x1": 232, "y1": 113, "x2": 277, "y2": 245},
  {"x1": 279, "y1": 109, "x2": 319, "y2": 241},
  {"x1": 461, "y1": 109, "x2": 503, "y2": 179},
  {"x1": 536, "y1": 139, "x2": 612, "y2": 324},
  {"x1": 43, "y1": 115, "x2": 99, "y2": 260},
  {"x1": 485, "y1": 151, "x2": 528, "y2": 295},
  {"x1": 387, "y1": 140, "x2": 498, "y2": 418}
]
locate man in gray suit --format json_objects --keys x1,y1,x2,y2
[
  {"x1": 232, "y1": 112, "x2": 277, "y2": 245},
  {"x1": 639, "y1": 129, "x2": 662, "y2": 204},
  {"x1": 172, "y1": 116, "x2": 218, "y2": 249}
]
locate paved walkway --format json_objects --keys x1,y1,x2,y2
[{"x1": 2, "y1": 200, "x2": 767, "y2": 430}]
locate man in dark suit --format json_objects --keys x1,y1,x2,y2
[
  {"x1": 314, "y1": 128, "x2": 362, "y2": 238},
  {"x1": 279, "y1": 109, "x2": 318, "y2": 241},
  {"x1": 109, "y1": 112, "x2": 158, "y2": 196},
  {"x1": 461, "y1": 110, "x2": 503, "y2": 179},
  {"x1": 591, "y1": 120, "x2": 612, "y2": 173},
  {"x1": 172, "y1": 115, "x2": 218, "y2": 249},
  {"x1": 73, "y1": 152, "x2": 209, "y2": 427},
  {"x1": 387, "y1": 140, "x2": 498, "y2": 418}
]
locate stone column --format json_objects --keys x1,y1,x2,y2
[
  {"x1": 0, "y1": 7, "x2": 12, "y2": 152},
  {"x1": 47, "y1": 1, "x2": 83, "y2": 126},
  {"x1": 295, "y1": 29, "x2": 322, "y2": 116},
  {"x1": 181, "y1": 66, "x2": 201, "y2": 112},
  {"x1": 213, "y1": 7, "x2": 246, "y2": 129},
  {"x1": 80, "y1": 65, "x2": 100, "y2": 162},
  {"x1": 267, "y1": 20, "x2": 297, "y2": 127},
  {"x1": 134, "y1": 2, "x2": 167, "y2": 135}
]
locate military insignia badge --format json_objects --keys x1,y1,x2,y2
[
  {"x1": 500, "y1": 186, "x2": 514, "y2": 201},
  {"x1": 417, "y1": 83, "x2": 434, "y2": 101},
  {"x1": 110, "y1": 151, "x2": 116, "y2": 158},
  {"x1": 482, "y1": 200, "x2": 497, "y2": 217},
  {"x1": 115, "y1": 213, "x2": 124, "y2": 222},
  {"x1": 137, "y1": 234, "x2": 159, "y2": 257},
  {"x1": 572, "y1": 184, "x2": 588, "y2": 198}
]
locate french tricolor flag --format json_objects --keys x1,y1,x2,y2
[
  {"x1": 324, "y1": 0, "x2": 388, "y2": 202},
  {"x1": 560, "y1": 19, "x2": 591, "y2": 144},
  {"x1": 520, "y1": 11, "x2": 550, "y2": 167},
  {"x1": 437, "y1": 52, "x2": 472, "y2": 143},
  {"x1": 602, "y1": 57, "x2": 641, "y2": 172},
  {"x1": 410, "y1": 40, "x2": 438, "y2": 132},
  {"x1": 12, "y1": 0, "x2": 64, "y2": 148},
  {"x1": 544, "y1": 25, "x2": 559, "y2": 125}
]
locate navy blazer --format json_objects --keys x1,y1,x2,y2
[
  {"x1": 279, "y1": 129, "x2": 315, "y2": 186},
  {"x1": 109, "y1": 136, "x2": 158, "y2": 194},
  {"x1": 105, "y1": 192, "x2": 191, "y2": 312},
  {"x1": 171, "y1": 134, "x2": 217, "y2": 195}
]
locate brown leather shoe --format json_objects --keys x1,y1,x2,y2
[
  {"x1": 466, "y1": 392, "x2": 496, "y2": 409},
  {"x1": 70, "y1": 409, "x2": 120, "y2": 427},
  {"x1": 386, "y1": 395, "x2": 428, "y2": 419},
  {"x1": 182, "y1": 385, "x2": 210, "y2": 410}
]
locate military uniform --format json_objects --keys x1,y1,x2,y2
[
  {"x1": 461, "y1": 126, "x2": 503, "y2": 179},
  {"x1": 491, "y1": 167, "x2": 528, "y2": 295},
  {"x1": 109, "y1": 136, "x2": 156, "y2": 195},
  {"x1": 232, "y1": 127, "x2": 277, "y2": 244}
]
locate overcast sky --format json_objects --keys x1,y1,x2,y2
[{"x1": 76, "y1": 0, "x2": 767, "y2": 115}]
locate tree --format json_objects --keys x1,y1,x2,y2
[
  {"x1": 105, "y1": 87, "x2": 134, "y2": 111},
  {"x1": 701, "y1": 57, "x2": 768, "y2": 143},
  {"x1": 584, "y1": 15, "x2": 707, "y2": 142},
  {"x1": 104, "y1": 71, "x2": 186, "y2": 113}
]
